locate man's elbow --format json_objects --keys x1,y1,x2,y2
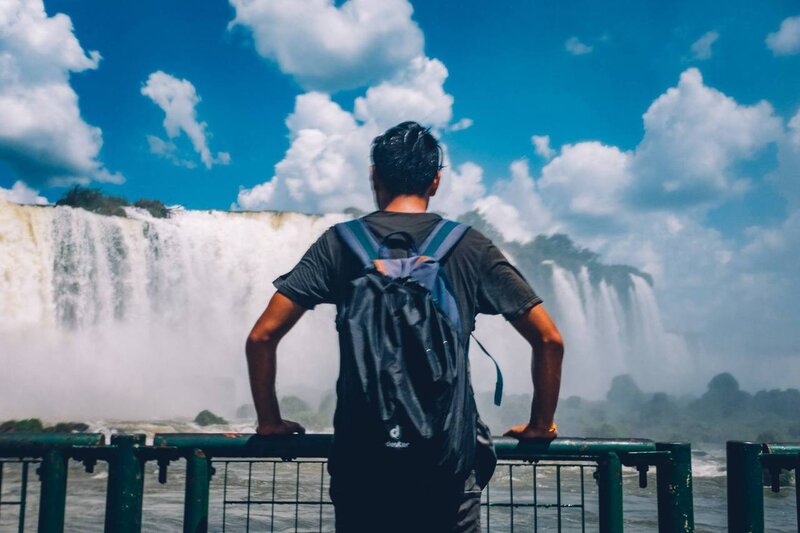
[
  {"x1": 541, "y1": 330, "x2": 565, "y2": 360},
  {"x1": 246, "y1": 329, "x2": 276, "y2": 357}
]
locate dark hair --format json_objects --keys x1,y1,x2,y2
[{"x1": 371, "y1": 121, "x2": 443, "y2": 196}]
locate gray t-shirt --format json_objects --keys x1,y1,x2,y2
[{"x1": 274, "y1": 210, "x2": 541, "y2": 336}]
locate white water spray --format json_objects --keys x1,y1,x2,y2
[{"x1": 0, "y1": 201, "x2": 688, "y2": 418}]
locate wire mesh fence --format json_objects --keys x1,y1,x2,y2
[
  {"x1": 0, "y1": 458, "x2": 38, "y2": 532},
  {"x1": 208, "y1": 458, "x2": 607, "y2": 532}
]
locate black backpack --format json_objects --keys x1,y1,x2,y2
[{"x1": 331, "y1": 217, "x2": 502, "y2": 480}]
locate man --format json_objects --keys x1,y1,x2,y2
[{"x1": 246, "y1": 121, "x2": 564, "y2": 532}]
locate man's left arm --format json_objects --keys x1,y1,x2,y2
[{"x1": 246, "y1": 292, "x2": 308, "y2": 436}]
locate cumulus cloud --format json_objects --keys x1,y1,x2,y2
[
  {"x1": 0, "y1": 0, "x2": 121, "y2": 186},
  {"x1": 353, "y1": 57, "x2": 453, "y2": 128},
  {"x1": 236, "y1": 92, "x2": 372, "y2": 212},
  {"x1": 531, "y1": 134, "x2": 555, "y2": 160},
  {"x1": 228, "y1": 0, "x2": 424, "y2": 91},
  {"x1": 431, "y1": 161, "x2": 485, "y2": 216},
  {"x1": 540, "y1": 142, "x2": 632, "y2": 225},
  {"x1": 236, "y1": 57, "x2": 464, "y2": 213},
  {"x1": 690, "y1": 30, "x2": 719, "y2": 60},
  {"x1": 630, "y1": 68, "x2": 782, "y2": 208},
  {"x1": 0, "y1": 181, "x2": 49, "y2": 205},
  {"x1": 565, "y1": 36, "x2": 593, "y2": 55},
  {"x1": 766, "y1": 16, "x2": 800, "y2": 56},
  {"x1": 142, "y1": 71, "x2": 230, "y2": 169}
]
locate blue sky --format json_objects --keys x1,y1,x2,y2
[
  {"x1": 0, "y1": 0, "x2": 796, "y2": 222},
  {"x1": 1, "y1": 0, "x2": 800, "y2": 360}
]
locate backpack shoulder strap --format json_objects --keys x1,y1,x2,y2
[
  {"x1": 420, "y1": 219, "x2": 470, "y2": 261},
  {"x1": 334, "y1": 218, "x2": 379, "y2": 269},
  {"x1": 471, "y1": 334, "x2": 504, "y2": 406}
]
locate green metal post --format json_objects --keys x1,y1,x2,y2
[
  {"x1": 655, "y1": 442, "x2": 694, "y2": 533},
  {"x1": 597, "y1": 451, "x2": 624, "y2": 533},
  {"x1": 183, "y1": 449, "x2": 210, "y2": 533},
  {"x1": 37, "y1": 449, "x2": 69, "y2": 533},
  {"x1": 105, "y1": 434, "x2": 145, "y2": 533},
  {"x1": 727, "y1": 441, "x2": 763, "y2": 533}
]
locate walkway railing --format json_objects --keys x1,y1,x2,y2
[
  {"x1": 727, "y1": 441, "x2": 799, "y2": 533},
  {"x1": 0, "y1": 433, "x2": 694, "y2": 532}
]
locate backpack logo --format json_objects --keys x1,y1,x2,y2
[{"x1": 385, "y1": 424, "x2": 410, "y2": 448}]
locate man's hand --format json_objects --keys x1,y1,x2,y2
[
  {"x1": 256, "y1": 419, "x2": 306, "y2": 436},
  {"x1": 504, "y1": 423, "x2": 558, "y2": 440}
]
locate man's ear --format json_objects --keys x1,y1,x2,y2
[{"x1": 428, "y1": 172, "x2": 441, "y2": 197}]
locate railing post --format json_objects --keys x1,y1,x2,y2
[
  {"x1": 37, "y1": 449, "x2": 69, "y2": 533},
  {"x1": 727, "y1": 441, "x2": 763, "y2": 533},
  {"x1": 183, "y1": 449, "x2": 210, "y2": 533},
  {"x1": 105, "y1": 434, "x2": 145, "y2": 533},
  {"x1": 655, "y1": 442, "x2": 694, "y2": 532},
  {"x1": 597, "y1": 451, "x2": 624, "y2": 533}
]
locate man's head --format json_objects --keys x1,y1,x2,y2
[{"x1": 370, "y1": 121, "x2": 442, "y2": 206}]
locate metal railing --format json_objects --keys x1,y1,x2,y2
[
  {"x1": 726, "y1": 441, "x2": 799, "y2": 533},
  {"x1": 0, "y1": 433, "x2": 695, "y2": 532}
]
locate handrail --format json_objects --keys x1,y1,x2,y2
[
  {"x1": 152, "y1": 433, "x2": 659, "y2": 458},
  {"x1": 0, "y1": 433, "x2": 695, "y2": 533},
  {"x1": 727, "y1": 440, "x2": 800, "y2": 533}
]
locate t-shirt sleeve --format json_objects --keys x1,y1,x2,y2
[
  {"x1": 476, "y1": 240, "x2": 542, "y2": 321},
  {"x1": 273, "y1": 228, "x2": 338, "y2": 310}
]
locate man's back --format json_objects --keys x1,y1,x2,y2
[
  {"x1": 274, "y1": 210, "x2": 542, "y2": 339},
  {"x1": 245, "y1": 121, "x2": 563, "y2": 532}
]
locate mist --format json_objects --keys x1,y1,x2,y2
[{"x1": 0, "y1": 200, "x2": 795, "y2": 421}]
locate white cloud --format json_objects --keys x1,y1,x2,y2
[
  {"x1": 565, "y1": 36, "x2": 593, "y2": 55},
  {"x1": 690, "y1": 30, "x2": 719, "y2": 60},
  {"x1": 447, "y1": 118, "x2": 473, "y2": 132},
  {"x1": 766, "y1": 16, "x2": 800, "y2": 56},
  {"x1": 474, "y1": 195, "x2": 532, "y2": 243},
  {"x1": 235, "y1": 57, "x2": 459, "y2": 213},
  {"x1": 236, "y1": 92, "x2": 374, "y2": 212},
  {"x1": 0, "y1": 0, "x2": 121, "y2": 186},
  {"x1": 770, "y1": 108, "x2": 800, "y2": 209},
  {"x1": 146, "y1": 135, "x2": 197, "y2": 169},
  {"x1": 531, "y1": 134, "x2": 555, "y2": 160},
  {"x1": 353, "y1": 57, "x2": 453, "y2": 129},
  {"x1": 0, "y1": 181, "x2": 49, "y2": 205},
  {"x1": 142, "y1": 71, "x2": 230, "y2": 169},
  {"x1": 228, "y1": 0, "x2": 424, "y2": 91},
  {"x1": 540, "y1": 141, "x2": 632, "y2": 222},
  {"x1": 630, "y1": 68, "x2": 782, "y2": 208},
  {"x1": 489, "y1": 159, "x2": 555, "y2": 238},
  {"x1": 431, "y1": 161, "x2": 485, "y2": 216}
]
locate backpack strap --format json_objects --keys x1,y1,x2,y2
[
  {"x1": 471, "y1": 334, "x2": 504, "y2": 406},
  {"x1": 334, "y1": 219, "x2": 380, "y2": 269},
  {"x1": 420, "y1": 219, "x2": 470, "y2": 261}
]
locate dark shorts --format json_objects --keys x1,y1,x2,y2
[{"x1": 330, "y1": 469, "x2": 482, "y2": 533}]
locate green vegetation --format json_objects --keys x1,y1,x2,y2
[
  {"x1": 134, "y1": 198, "x2": 170, "y2": 218},
  {"x1": 56, "y1": 186, "x2": 170, "y2": 218},
  {"x1": 239, "y1": 371, "x2": 800, "y2": 443},
  {"x1": 194, "y1": 409, "x2": 227, "y2": 426},
  {"x1": 279, "y1": 395, "x2": 328, "y2": 429},
  {"x1": 0, "y1": 419, "x2": 89, "y2": 433},
  {"x1": 475, "y1": 372, "x2": 800, "y2": 443}
]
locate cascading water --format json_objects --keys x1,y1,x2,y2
[{"x1": 0, "y1": 200, "x2": 689, "y2": 419}]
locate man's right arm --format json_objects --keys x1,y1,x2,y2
[{"x1": 504, "y1": 304, "x2": 564, "y2": 440}]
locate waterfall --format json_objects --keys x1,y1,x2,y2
[{"x1": 0, "y1": 201, "x2": 688, "y2": 418}]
